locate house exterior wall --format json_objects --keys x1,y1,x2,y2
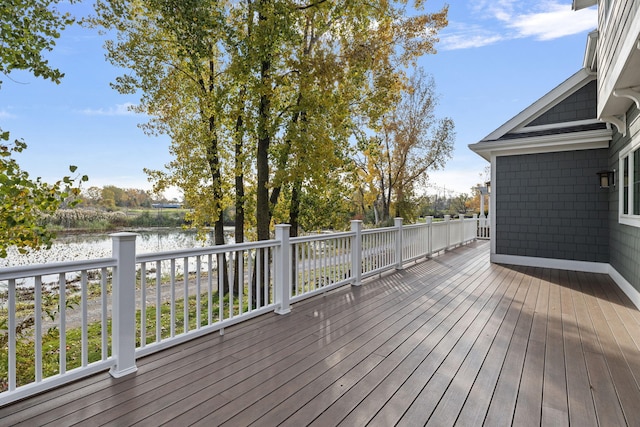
[
  {"x1": 527, "y1": 80, "x2": 597, "y2": 127},
  {"x1": 495, "y1": 149, "x2": 609, "y2": 262},
  {"x1": 609, "y1": 105, "x2": 640, "y2": 293}
]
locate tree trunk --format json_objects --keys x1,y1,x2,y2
[
  {"x1": 257, "y1": 71, "x2": 271, "y2": 242},
  {"x1": 289, "y1": 179, "x2": 301, "y2": 238},
  {"x1": 254, "y1": 1, "x2": 272, "y2": 306},
  {"x1": 207, "y1": 128, "x2": 229, "y2": 294},
  {"x1": 256, "y1": 1, "x2": 272, "y2": 242},
  {"x1": 206, "y1": 56, "x2": 228, "y2": 293},
  {"x1": 233, "y1": 91, "x2": 245, "y2": 295}
]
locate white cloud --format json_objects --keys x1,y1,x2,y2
[
  {"x1": 440, "y1": 1, "x2": 597, "y2": 50},
  {"x1": 439, "y1": 24, "x2": 504, "y2": 50},
  {"x1": 480, "y1": 0, "x2": 518, "y2": 22},
  {"x1": 79, "y1": 102, "x2": 137, "y2": 116},
  {"x1": 506, "y1": 3, "x2": 597, "y2": 41}
]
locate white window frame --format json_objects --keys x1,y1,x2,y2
[{"x1": 619, "y1": 132, "x2": 640, "y2": 227}]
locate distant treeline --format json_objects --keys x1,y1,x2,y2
[
  {"x1": 42, "y1": 208, "x2": 187, "y2": 231},
  {"x1": 79, "y1": 185, "x2": 178, "y2": 211}
]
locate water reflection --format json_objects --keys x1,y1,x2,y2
[{"x1": 0, "y1": 229, "x2": 231, "y2": 269}]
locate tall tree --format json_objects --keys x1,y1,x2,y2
[
  {"x1": 358, "y1": 69, "x2": 455, "y2": 223},
  {"x1": 92, "y1": 0, "x2": 450, "y2": 245},
  {"x1": 265, "y1": 1, "x2": 450, "y2": 234},
  {"x1": 92, "y1": 0, "x2": 232, "y2": 243}
]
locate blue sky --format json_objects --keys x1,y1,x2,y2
[{"x1": 1, "y1": 1, "x2": 597, "y2": 200}]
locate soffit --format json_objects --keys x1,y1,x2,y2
[{"x1": 573, "y1": 0, "x2": 597, "y2": 11}]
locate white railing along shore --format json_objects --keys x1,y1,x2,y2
[{"x1": 0, "y1": 214, "x2": 484, "y2": 405}]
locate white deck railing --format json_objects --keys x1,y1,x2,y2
[
  {"x1": 0, "y1": 214, "x2": 482, "y2": 405},
  {"x1": 477, "y1": 216, "x2": 490, "y2": 239}
]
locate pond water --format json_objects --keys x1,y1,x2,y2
[
  {"x1": 0, "y1": 228, "x2": 239, "y2": 293},
  {"x1": 0, "y1": 228, "x2": 232, "y2": 269}
]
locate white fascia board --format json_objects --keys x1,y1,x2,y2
[
  {"x1": 468, "y1": 128, "x2": 612, "y2": 161},
  {"x1": 572, "y1": 0, "x2": 597, "y2": 11},
  {"x1": 509, "y1": 118, "x2": 601, "y2": 134},
  {"x1": 481, "y1": 69, "x2": 595, "y2": 142},
  {"x1": 583, "y1": 30, "x2": 599, "y2": 71}
]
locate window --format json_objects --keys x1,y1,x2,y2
[
  {"x1": 619, "y1": 136, "x2": 640, "y2": 226},
  {"x1": 623, "y1": 156, "x2": 629, "y2": 215}
]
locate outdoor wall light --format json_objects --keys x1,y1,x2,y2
[
  {"x1": 485, "y1": 181, "x2": 491, "y2": 194},
  {"x1": 597, "y1": 170, "x2": 615, "y2": 188}
]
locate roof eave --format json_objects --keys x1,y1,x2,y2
[
  {"x1": 573, "y1": 0, "x2": 597, "y2": 11},
  {"x1": 583, "y1": 30, "x2": 599, "y2": 72},
  {"x1": 468, "y1": 128, "x2": 612, "y2": 161}
]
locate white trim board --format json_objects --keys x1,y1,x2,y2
[
  {"x1": 491, "y1": 253, "x2": 610, "y2": 274},
  {"x1": 510, "y1": 118, "x2": 602, "y2": 134},
  {"x1": 491, "y1": 253, "x2": 640, "y2": 310},
  {"x1": 608, "y1": 266, "x2": 640, "y2": 311},
  {"x1": 468, "y1": 129, "x2": 611, "y2": 161}
]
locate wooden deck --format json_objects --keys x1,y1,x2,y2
[{"x1": 2, "y1": 240, "x2": 640, "y2": 426}]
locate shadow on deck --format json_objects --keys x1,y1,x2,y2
[{"x1": 2, "y1": 240, "x2": 640, "y2": 426}]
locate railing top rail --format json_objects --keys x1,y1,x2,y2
[
  {"x1": 403, "y1": 223, "x2": 428, "y2": 230},
  {"x1": 361, "y1": 226, "x2": 398, "y2": 235},
  {"x1": 290, "y1": 231, "x2": 354, "y2": 244},
  {"x1": 136, "y1": 239, "x2": 280, "y2": 263},
  {"x1": 0, "y1": 258, "x2": 117, "y2": 281}
]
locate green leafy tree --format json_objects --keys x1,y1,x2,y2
[
  {"x1": 259, "y1": 0, "x2": 450, "y2": 235},
  {"x1": 91, "y1": 0, "x2": 450, "y2": 243},
  {"x1": 0, "y1": 0, "x2": 74, "y2": 88},
  {"x1": 0, "y1": 138, "x2": 86, "y2": 257},
  {"x1": 0, "y1": 0, "x2": 87, "y2": 257},
  {"x1": 91, "y1": 0, "x2": 232, "y2": 246}
]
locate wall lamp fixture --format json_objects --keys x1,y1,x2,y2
[{"x1": 597, "y1": 170, "x2": 615, "y2": 188}]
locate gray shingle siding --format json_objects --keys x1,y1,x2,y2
[
  {"x1": 527, "y1": 80, "x2": 597, "y2": 127},
  {"x1": 609, "y1": 105, "x2": 640, "y2": 293},
  {"x1": 495, "y1": 149, "x2": 609, "y2": 262}
]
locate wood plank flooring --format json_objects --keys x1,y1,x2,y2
[{"x1": 2, "y1": 240, "x2": 640, "y2": 426}]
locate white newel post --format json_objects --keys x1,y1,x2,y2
[
  {"x1": 444, "y1": 215, "x2": 451, "y2": 250},
  {"x1": 110, "y1": 232, "x2": 138, "y2": 378},
  {"x1": 394, "y1": 217, "x2": 404, "y2": 270},
  {"x1": 426, "y1": 216, "x2": 433, "y2": 257},
  {"x1": 275, "y1": 224, "x2": 291, "y2": 315},
  {"x1": 351, "y1": 220, "x2": 363, "y2": 286}
]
